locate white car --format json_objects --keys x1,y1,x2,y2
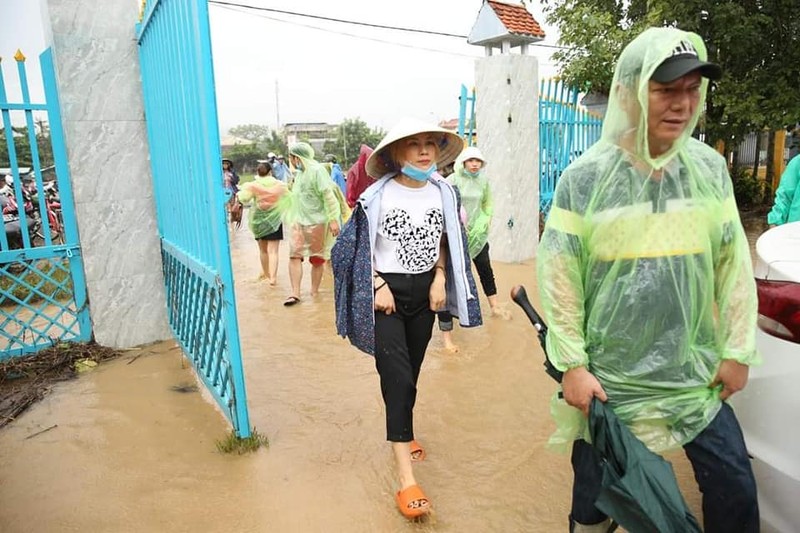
[{"x1": 731, "y1": 221, "x2": 800, "y2": 533}]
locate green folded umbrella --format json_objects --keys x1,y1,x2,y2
[{"x1": 589, "y1": 398, "x2": 702, "y2": 533}]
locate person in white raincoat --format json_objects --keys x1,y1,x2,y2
[
  {"x1": 437, "y1": 146, "x2": 510, "y2": 352},
  {"x1": 537, "y1": 28, "x2": 760, "y2": 533}
]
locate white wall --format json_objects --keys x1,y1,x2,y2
[
  {"x1": 475, "y1": 54, "x2": 539, "y2": 262},
  {"x1": 41, "y1": 0, "x2": 171, "y2": 347}
]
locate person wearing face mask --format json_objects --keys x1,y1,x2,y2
[
  {"x1": 330, "y1": 118, "x2": 482, "y2": 520},
  {"x1": 538, "y1": 28, "x2": 759, "y2": 532},
  {"x1": 436, "y1": 146, "x2": 510, "y2": 353},
  {"x1": 283, "y1": 142, "x2": 341, "y2": 306}
]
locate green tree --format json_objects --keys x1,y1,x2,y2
[
  {"x1": 322, "y1": 118, "x2": 385, "y2": 168},
  {"x1": 228, "y1": 124, "x2": 271, "y2": 145},
  {"x1": 228, "y1": 123, "x2": 289, "y2": 156},
  {"x1": 264, "y1": 129, "x2": 288, "y2": 157},
  {"x1": 543, "y1": 0, "x2": 800, "y2": 187},
  {"x1": 0, "y1": 121, "x2": 54, "y2": 170}
]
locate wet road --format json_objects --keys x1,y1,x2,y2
[{"x1": 3, "y1": 218, "x2": 760, "y2": 532}]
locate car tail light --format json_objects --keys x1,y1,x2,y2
[{"x1": 756, "y1": 279, "x2": 800, "y2": 344}]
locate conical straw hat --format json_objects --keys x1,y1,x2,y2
[{"x1": 366, "y1": 118, "x2": 464, "y2": 178}]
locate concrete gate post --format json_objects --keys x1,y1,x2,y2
[
  {"x1": 40, "y1": 0, "x2": 170, "y2": 347},
  {"x1": 474, "y1": 55, "x2": 539, "y2": 262}
]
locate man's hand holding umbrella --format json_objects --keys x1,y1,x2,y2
[{"x1": 562, "y1": 366, "x2": 608, "y2": 416}]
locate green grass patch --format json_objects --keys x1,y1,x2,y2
[{"x1": 215, "y1": 427, "x2": 269, "y2": 454}]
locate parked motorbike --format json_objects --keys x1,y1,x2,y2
[
  {"x1": 1, "y1": 194, "x2": 36, "y2": 250},
  {"x1": 2, "y1": 177, "x2": 63, "y2": 248}
]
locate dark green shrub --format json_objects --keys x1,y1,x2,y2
[{"x1": 730, "y1": 165, "x2": 765, "y2": 208}]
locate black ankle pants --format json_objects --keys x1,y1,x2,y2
[{"x1": 374, "y1": 271, "x2": 435, "y2": 442}]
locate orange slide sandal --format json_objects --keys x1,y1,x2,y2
[
  {"x1": 410, "y1": 440, "x2": 426, "y2": 462},
  {"x1": 395, "y1": 484, "x2": 430, "y2": 519}
]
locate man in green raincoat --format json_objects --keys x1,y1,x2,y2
[
  {"x1": 537, "y1": 28, "x2": 760, "y2": 533},
  {"x1": 284, "y1": 142, "x2": 341, "y2": 305}
]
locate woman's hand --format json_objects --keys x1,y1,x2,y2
[
  {"x1": 374, "y1": 279, "x2": 395, "y2": 315},
  {"x1": 429, "y1": 267, "x2": 446, "y2": 311},
  {"x1": 329, "y1": 220, "x2": 340, "y2": 237}
]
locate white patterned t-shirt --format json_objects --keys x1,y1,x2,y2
[{"x1": 373, "y1": 179, "x2": 444, "y2": 274}]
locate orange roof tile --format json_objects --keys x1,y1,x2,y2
[
  {"x1": 487, "y1": 0, "x2": 546, "y2": 39},
  {"x1": 438, "y1": 118, "x2": 460, "y2": 130}
]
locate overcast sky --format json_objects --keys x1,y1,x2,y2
[{"x1": 1, "y1": 0, "x2": 559, "y2": 134}]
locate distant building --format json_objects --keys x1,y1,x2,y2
[
  {"x1": 284, "y1": 123, "x2": 338, "y2": 154},
  {"x1": 220, "y1": 135, "x2": 256, "y2": 149},
  {"x1": 438, "y1": 118, "x2": 460, "y2": 131}
]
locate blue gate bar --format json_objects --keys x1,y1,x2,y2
[
  {"x1": 17, "y1": 52, "x2": 54, "y2": 245},
  {"x1": 0, "y1": 57, "x2": 33, "y2": 250},
  {"x1": 40, "y1": 48, "x2": 92, "y2": 342}
]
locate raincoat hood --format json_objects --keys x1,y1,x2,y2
[
  {"x1": 604, "y1": 27, "x2": 714, "y2": 170},
  {"x1": 447, "y1": 146, "x2": 493, "y2": 258},
  {"x1": 289, "y1": 142, "x2": 317, "y2": 168},
  {"x1": 284, "y1": 141, "x2": 343, "y2": 236},
  {"x1": 454, "y1": 146, "x2": 486, "y2": 178}
]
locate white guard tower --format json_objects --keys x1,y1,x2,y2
[{"x1": 468, "y1": 1, "x2": 544, "y2": 262}]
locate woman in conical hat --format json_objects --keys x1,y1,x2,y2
[{"x1": 331, "y1": 118, "x2": 482, "y2": 520}]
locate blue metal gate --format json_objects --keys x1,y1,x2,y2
[
  {"x1": 1, "y1": 49, "x2": 91, "y2": 358},
  {"x1": 136, "y1": 0, "x2": 251, "y2": 437},
  {"x1": 539, "y1": 79, "x2": 602, "y2": 219},
  {"x1": 455, "y1": 79, "x2": 603, "y2": 219}
]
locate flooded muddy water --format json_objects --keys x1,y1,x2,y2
[{"x1": 2, "y1": 215, "x2": 771, "y2": 532}]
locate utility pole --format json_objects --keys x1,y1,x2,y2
[{"x1": 342, "y1": 123, "x2": 347, "y2": 164}]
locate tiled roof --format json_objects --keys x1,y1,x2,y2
[
  {"x1": 487, "y1": 0, "x2": 546, "y2": 39},
  {"x1": 438, "y1": 118, "x2": 460, "y2": 131}
]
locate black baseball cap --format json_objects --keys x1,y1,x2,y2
[{"x1": 651, "y1": 40, "x2": 722, "y2": 83}]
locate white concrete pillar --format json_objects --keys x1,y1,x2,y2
[
  {"x1": 475, "y1": 54, "x2": 539, "y2": 262},
  {"x1": 40, "y1": 0, "x2": 170, "y2": 347}
]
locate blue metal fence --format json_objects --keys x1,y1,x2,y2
[
  {"x1": 136, "y1": 0, "x2": 251, "y2": 437},
  {"x1": 1, "y1": 49, "x2": 91, "y2": 358},
  {"x1": 455, "y1": 79, "x2": 603, "y2": 219},
  {"x1": 539, "y1": 79, "x2": 603, "y2": 218},
  {"x1": 458, "y1": 84, "x2": 476, "y2": 146}
]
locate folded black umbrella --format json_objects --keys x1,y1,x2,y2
[{"x1": 589, "y1": 397, "x2": 702, "y2": 533}]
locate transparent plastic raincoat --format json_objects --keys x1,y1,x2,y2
[
  {"x1": 236, "y1": 175, "x2": 288, "y2": 238},
  {"x1": 447, "y1": 147, "x2": 493, "y2": 258},
  {"x1": 537, "y1": 28, "x2": 759, "y2": 453},
  {"x1": 286, "y1": 142, "x2": 342, "y2": 257}
]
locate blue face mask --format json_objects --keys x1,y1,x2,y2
[
  {"x1": 401, "y1": 162, "x2": 437, "y2": 182},
  {"x1": 464, "y1": 169, "x2": 481, "y2": 178},
  {"x1": 295, "y1": 163, "x2": 303, "y2": 171}
]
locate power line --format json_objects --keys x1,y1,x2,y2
[
  {"x1": 212, "y1": 4, "x2": 483, "y2": 59},
  {"x1": 209, "y1": 0, "x2": 467, "y2": 38},
  {"x1": 208, "y1": 0, "x2": 571, "y2": 50}
]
